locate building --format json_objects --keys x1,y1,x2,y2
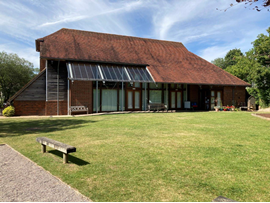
[{"x1": 9, "y1": 28, "x2": 250, "y2": 116}]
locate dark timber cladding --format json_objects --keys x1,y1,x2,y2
[
  {"x1": 47, "y1": 61, "x2": 67, "y2": 101},
  {"x1": 16, "y1": 72, "x2": 46, "y2": 101}
]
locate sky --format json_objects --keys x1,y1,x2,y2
[{"x1": 0, "y1": 0, "x2": 269, "y2": 68}]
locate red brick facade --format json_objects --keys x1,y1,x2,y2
[
  {"x1": 13, "y1": 100, "x2": 68, "y2": 116},
  {"x1": 223, "y1": 86, "x2": 246, "y2": 107},
  {"x1": 14, "y1": 100, "x2": 45, "y2": 116},
  {"x1": 45, "y1": 101, "x2": 67, "y2": 115},
  {"x1": 40, "y1": 59, "x2": 46, "y2": 71},
  {"x1": 13, "y1": 83, "x2": 246, "y2": 116},
  {"x1": 70, "y1": 81, "x2": 93, "y2": 113},
  {"x1": 189, "y1": 85, "x2": 199, "y2": 103}
]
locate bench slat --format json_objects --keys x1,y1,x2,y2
[
  {"x1": 70, "y1": 106, "x2": 88, "y2": 114},
  {"x1": 148, "y1": 103, "x2": 167, "y2": 111},
  {"x1": 36, "y1": 137, "x2": 76, "y2": 154}
]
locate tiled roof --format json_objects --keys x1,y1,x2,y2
[{"x1": 36, "y1": 28, "x2": 250, "y2": 86}]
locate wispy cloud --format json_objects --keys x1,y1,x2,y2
[{"x1": 0, "y1": 0, "x2": 269, "y2": 68}]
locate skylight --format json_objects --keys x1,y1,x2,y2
[{"x1": 66, "y1": 62, "x2": 154, "y2": 83}]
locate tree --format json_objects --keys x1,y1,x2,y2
[
  {"x1": 224, "y1": 49, "x2": 244, "y2": 67},
  {"x1": 252, "y1": 65, "x2": 270, "y2": 106},
  {"x1": 0, "y1": 51, "x2": 36, "y2": 102},
  {"x1": 212, "y1": 49, "x2": 243, "y2": 70},
  {"x1": 211, "y1": 58, "x2": 226, "y2": 69},
  {"x1": 225, "y1": 50, "x2": 259, "y2": 83},
  {"x1": 224, "y1": 27, "x2": 270, "y2": 107},
  {"x1": 252, "y1": 27, "x2": 270, "y2": 66}
]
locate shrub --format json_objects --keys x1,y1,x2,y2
[{"x1": 3, "y1": 106, "x2": 15, "y2": 117}]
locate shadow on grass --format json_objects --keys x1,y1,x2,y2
[
  {"x1": 0, "y1": 119, "x2": 96, "y2": 138},
  {"x1": 48, "y1": 150, "x2": 90, "y2": 166}
]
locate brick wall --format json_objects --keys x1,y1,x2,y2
[
  {"x1": 223, "y1": 86, "x2": 246, "y2": 107},
  {"x1": 13, "y1": 100, "x2": 45, "y2": 116},
  {"x1": 235, "y1": 86, "x2": 246, "y2": 107},
  {"x1": 189, "y1": 85, "x2": 199, "y2": 103},
  {"x1": 223, "y1": 86, "x2": 233, "y2": 106},
  {"x1": 70, "y1": 81, "x2": 93, "y2": 113},
  {"x1": 40, "y1": 59, "x2": 46, "y2": 71},
  {"x1": 45, "y1": 101, "x2": 67, "y2": 115}
]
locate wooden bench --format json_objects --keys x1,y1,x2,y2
[
  {"x1": 36, "y1": 137, "x2": 76, "y2": 164},
  {"x1": 240, "y1": 106, "x2": 248, "y2": 111},
  {"x1": 148, "y1": 103, "x2": 168, "y2": 112},
  {"x1": 69, "y1": 106, "x2": 88, "y2": 114}
]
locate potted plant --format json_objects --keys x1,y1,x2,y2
[{"x1": 214, "y1": 106, "x2": 220, "y2": 112}]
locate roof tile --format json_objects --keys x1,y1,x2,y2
[{"x1": 37, "y1": 28, "x2": 249, "y2": 86}]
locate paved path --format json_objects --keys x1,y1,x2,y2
[{"x1": 0, "y1": 144, "x2": 91, "y2": 202}]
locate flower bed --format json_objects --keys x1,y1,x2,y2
[{"x1": 214, "y1": 106, "x2": 237, "y2": 111}]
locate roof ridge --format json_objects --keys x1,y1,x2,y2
[
  {"x1": 51, "y1": 28, "x2": 185, "y2": 46},
  {"x1": 36, "y1": 28, "x2": 66, "y2": 41}
]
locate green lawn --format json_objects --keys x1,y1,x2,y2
[{"x1": 1, "y1": 112, "x2": 270, "y2": 201}]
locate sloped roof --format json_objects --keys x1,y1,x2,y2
[{"x1": 36, "y1": 28, "x2": 250, "y2": 86}]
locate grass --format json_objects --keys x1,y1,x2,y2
[{"x1": 1, "y1": 112, "x2": 270, "y2": 201}]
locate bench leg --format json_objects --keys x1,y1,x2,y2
[
  {"x1": 41, "y1": 144, "x2": 46, "y2": 153},
  {"x1": 63, "y1": 153, "x2": 68, "y2": 164}
]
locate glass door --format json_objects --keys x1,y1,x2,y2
[
  {"x1": 210, "y1": 90, "x2": 222, "y2": 110},
  {"x1": 170, "y1": 91, "x2": 182, "y2": 109},
  {"x1": 127, "y1": 90, "x2": 141, "y2": 110}
]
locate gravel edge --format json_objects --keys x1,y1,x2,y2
[{"x1": 0, "y1": 144, "x2": 92, "y2": 202}]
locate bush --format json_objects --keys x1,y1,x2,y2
[{"x1": 3, "y1": 106, "x2": 15, "y2": 117}]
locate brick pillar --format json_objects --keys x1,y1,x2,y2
[{"x1": 70, "y1": 81, "x2": 93, "y2": 113}]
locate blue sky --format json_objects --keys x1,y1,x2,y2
[{"x1": 0, "y1": 0, "x2": 269, "y2": 68}]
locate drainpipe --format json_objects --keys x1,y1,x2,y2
[
  {"x1": 122, "y1": 81, "x2": 124, "y2": 111},
  {"x1": 46, "y1": 60, "x2": 48, "y2": 102},
  {"x1": 145, "y1": 83, "x2": 147, "y2": 111},
  {"x1": 57, "y1": 60, "x2": 60, "y2": 115}
]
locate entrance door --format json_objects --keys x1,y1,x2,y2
[
  {"x1": 200, "y1": 90, "x2": 210, "y2": 110},
  {"x1": 127, "y1": 90, "x2": 141, "y2": 110},
  {"x1": 170, "y1": 91, "x2": 182, "y2": 109},
  {"x1": 210, "y1": 90, "x2": 222, "y2": 110}
]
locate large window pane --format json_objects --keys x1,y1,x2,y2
[
  {"x1": 171, "y1": 92, "x2": 175, "y2": 108},
  {"x1": 134, "y1": 82, "x2": 140, "y2": 88},
  {"x1": 163, "y1": 84, "x2": 168, "y2": 105},
  {"x1": 119, "y1": 89, "x2": 125, "y2": 111},
  {"x1": 135, "y1": 91, "x2": 140, "y2": 108},
  {"x1": 217, "y1": 92, "x2": 221, "y2": 106},
  {"x1": 93, "y1": 89, "x2": 100, "y2": 112},
  {"x1": 102, "y1": 89, "x2": 117, "y2": 111},
  {"x1": 149, "y1": 90, "x2": 162, "y2": 103},
  {"x1": 149, "y1": 83, "x2": 162, "y2": 89},
  {"x1": 128, "y1": 91, "x2": 133, "y2": 109},
  {"x1": 177, "y1": 92, "x2": 182, "y2": 108}
]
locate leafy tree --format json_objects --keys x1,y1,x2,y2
[
  {"x1": 225, "y1": 51, "x2": 258, "y2": 83},
  {"x1": 225, "y1": 28, "x2": 270, "y2": 107},
  {"x1": 211, "y1": 58, "x2": 226, "y2": 69},
  {"x1": 250, "y1": 28, "x2": 270, "y2": 106},
  {"x1": 212, "y1": 49, "x2": 243, "y2": 69},
  {"x1": 252, "y1": 65, "x2": 270, "y2": 106},
  {"x1": 0, "y1": 51, "x2": 36, "y2": 102},
  {"x1": 252, "y1": 27, "x2": 270, "y2": 66},
  {"x1": 224, "y1": 49, "x2": 243, "y2": 67}
]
